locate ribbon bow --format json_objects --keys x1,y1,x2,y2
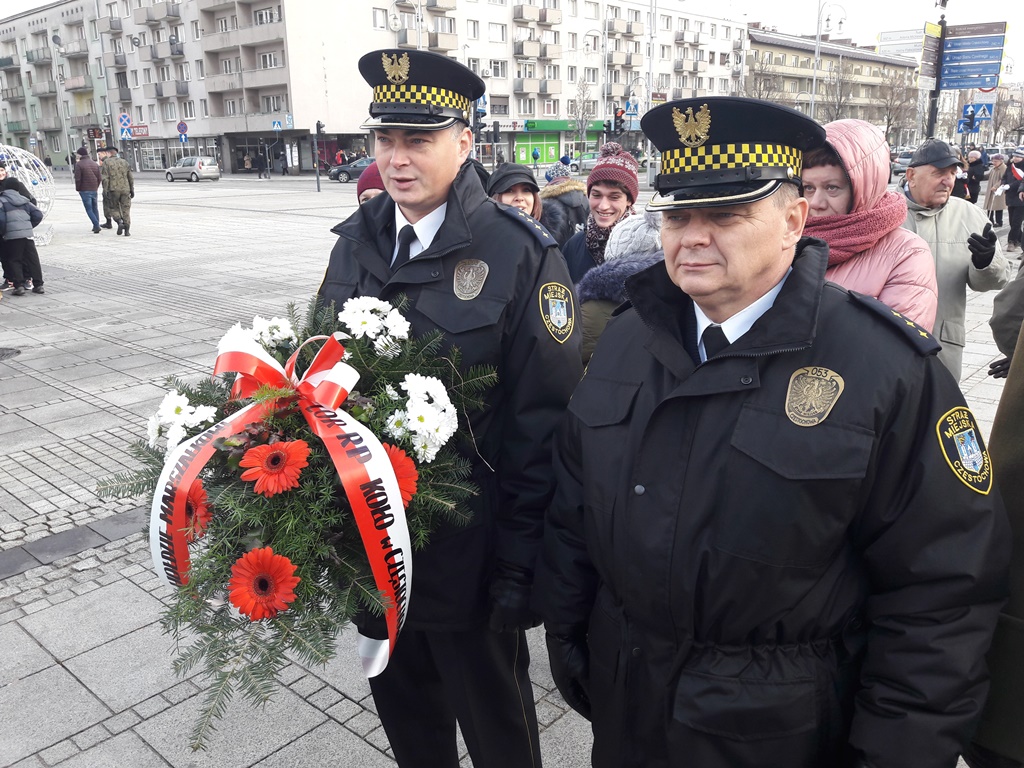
[{"x1": 149, "y1": 330, "x2": 412, "y2": 677}]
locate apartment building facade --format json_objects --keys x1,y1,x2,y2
[{"x1": 1, "y1": 0, "x2": 751, "y2": 173}]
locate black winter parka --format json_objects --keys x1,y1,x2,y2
[
  {"x1": 536, "y1": 240, "x2": 1009, "y2": 768},
  {"x1": 319, "y1": 160, "x2": 583, "y2": 630}
]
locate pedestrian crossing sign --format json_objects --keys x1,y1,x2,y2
[
  {"x1": 271, "y1": 120, "x2": 283, "y2": 131},
  {"x1": 976, "y1": 104, "x2": 992, "y2": 119},
  {"x1": 120, "y1": 127, "x2": 133, "y2": 140}
]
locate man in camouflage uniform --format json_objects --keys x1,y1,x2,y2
[
  {"x1": 97, "y1": 147, "x2": 115, "y2": 230},
  {"x1": 100, "y1": 146, "x2": 134, "y2": 237}
]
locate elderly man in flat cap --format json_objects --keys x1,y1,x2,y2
[
  {"x1": 535, "y1": 97, "x2": 1009, "y2": 768},
  {"x1": 318, "y1": 49, "x2": 581, "y2": 768}
]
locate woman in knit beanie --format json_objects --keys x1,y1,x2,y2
[
  {"x1": 356, "y1": 161, "x2": 385, "y2": 205},
  {"x1": 561, "y1": 142, "x2": 639, "y2": 283}
]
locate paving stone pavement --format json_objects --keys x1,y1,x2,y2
[{"x1": 0, "y1": 172, "x2": 1009, "y2": 767}]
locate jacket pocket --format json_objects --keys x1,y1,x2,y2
[
  {"x1": 568, "y1": 376, "x2": 640, "y2": 427},
  {"x1": 672, "y1": 669, "x2": 817, "y2": 742},
  {"x1": 938, "y1": 319, "x2": 966, "y2": 348},
  {"x1": 415, "y1": 288, "x2": 506, "y2": 334},
  {"x1": 715, "y1": 404, "x2": 874, "y2": 567}
]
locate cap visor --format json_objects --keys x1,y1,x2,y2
[
  {"x1": 360, "y1": 116, "x2": 462, "y2": 131},
  {"x1": 646, "y1": 180, "x2": 783, "y2": 211}
]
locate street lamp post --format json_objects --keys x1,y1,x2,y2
[
  {"x1": 810, "y1": 2, "x2": 846, "y2": 121},
  {"x1": 50, "y1": 35, "x2": 77, "y2": 166},
  {"x1": 582, "y1": 27, "x2": 608, "y2": 131}
]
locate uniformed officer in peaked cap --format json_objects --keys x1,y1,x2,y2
[
  {"x1": 536, "y1": 95, "x2": 1009, "y2": 768},
  {"x1": 319, "y1": 49, "x2": 581, "y2": 768}
]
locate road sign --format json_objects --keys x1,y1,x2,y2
[
  {"x1": 944, "y1": 35, "x2": 1005, "y2": 52},
  {"x1": 963, "y1": 104, "x2": 993, "y2": 121},
  {"x1": 924, "y1": 21, "x2": 943, "y2": 38},
  {"x1": 879, "y1": 29, "x2": 923, "y2": 43},
  {"x1": 941, "y1": 75, "x2": 1000, "y2": 90},
  {"x1": 944, "y1": 62, "x2": 1003, "y2": 78},
  {"x1": 947, "y1": 22, "x2": 1008, "y2": 38},
  {"x1": 29, "y1": 138, "x2": 37, "y2": 146},
  {"x1": 119, "y1": 127, "x2": 133, "y2": 140},
  {"x1": 271, "y1": 119, "x2": 283, "y2": 131},
  {"x1": 285, "y1": 113, "x2": 294, "y2": 129},
  {"x1": 957, "y1": 119, "x2": 981, "y2": 134},
  {"x1": 176, "y1": 121, "x2": 188, "y2": 134},
  {"x1": 180, "y1": 134, "x2": 188, "y2": 143},
  {"x1": 943, "y1": 49, "x2": 1002, "y2": 64},
  {"x1": 118, "y1": 113, "x2": 131, "y2": 128}
]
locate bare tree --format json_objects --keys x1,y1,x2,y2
[
  {"x1": 820, "y1": 59, "x2": 855, "y2": 122},
  {"x1": 990, "y1": 89, "x2": 1015, "y2": 143},
  {"x1": 743, "y1": 54, "x2": 783, "y2": 102},
  {"x1": 878, "y1": 69, "x2": 917, "y2": 146},
  {"x1": 566, "y1": 78, "x2": 596, "y2": 153}
]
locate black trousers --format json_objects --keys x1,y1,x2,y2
[
  {"x1": 1008, "y1": 206, "x2": 1024, "y2": 246},
  {"x1": 3, "y1": 238, "x2": 43, "y2": 287},
  {"x1": 369, "y1": 626, "x2": 542, "y2": 768},
  {"x1": 989, "y1": 208, "x2": 1004, "y2": 227}
]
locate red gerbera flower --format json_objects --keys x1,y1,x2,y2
[
  {"x1": 383, "y1": 443, "x2": 418, "y2": 507},
  {"x1": 184, "y1": 479, "x2": 213, "y2": 543},
  {"x1": 238, "y1": 440, "x2": 310, "y2": 497},
  {"x1": 228, "y1": 546, "x2": 301, "y2": 621}
]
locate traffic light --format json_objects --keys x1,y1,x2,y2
[
  {"x1": 493, "y1": 120, "x2": 501, "y2": 144},
  {"x1": 614, "y1": 108, "x2": 626, "y2": 136},
  {"x1": 315, "y1": 120, "x2": 325, "y2": 135},
  {"x1": 603, "y1": 119, "x2": 612, "y2": 135},
  {"x1": 965, "y1": 112, "x2": 976, "y2": 133},
  {"x1": 472, "y1": 113, "x2": 484, "y2": 143}
]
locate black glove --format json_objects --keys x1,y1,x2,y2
[
  {"x1": 488, "y1": 563, "x2": 541, "y2": 632},
  {"x1": 546, "y1": 629, "x2": 592, "y2": 720},
  {"x1": 989, "y1": 357, "x2": 1012, "y2": 379},
  {"x1": 968, "y1": 223, "x2": 997, "y2": 269},
  {"x1": 129, "y1": 191, "x2": 135, "y2": 199}
]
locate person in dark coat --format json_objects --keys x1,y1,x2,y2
[
  {"x1": 966, "y1": 150, "x2": 986, "y2": 205},
  {"x1": 539, "y1": 162, "x2": 588, "y2": 248},
  {"x1": 0, "y1": 186, "x2": 45, "y2": 295},
  {"x1": 487, "y1": 162, "x2": 542, "y2": 218},
  {"x1": 318, "y1": 48, "x2": 582, "y2": 768},
  {"x1": 73, "y1": 146, "x2": 102, "y2": 233},
  {"x1": 1002, "y1": 149, "x2": 1024, "y2": 253},
  {"x1": 561, "y1": 142, "x2": 639, "y2": 283},
  {"x1": 0, "y1": 162, "x2": 38, "y2": 291},
  {"x1": 535, "y1": 96, "x2": 1010, "y2": 768},
  {"x1": 255, "y1": 151, "x2": 268, "y2": 179}
]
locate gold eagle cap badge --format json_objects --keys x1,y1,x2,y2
[
  {"x1": 382, "y1": 52, "x2": 410, "y2": 84},
  {"x1": 672, "y1": 103, "x2": 711, "y2": 148},
  {"x1": 784, "y1": 366, "x2": 845, "y2": 427}
]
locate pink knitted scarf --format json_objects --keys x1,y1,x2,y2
[{"x1": 802, "y1": 191, "x2": 908, "y2": 266}]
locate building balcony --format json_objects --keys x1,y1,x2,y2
[
  {"x1": 207, "y1": 113, "x2": 271, "y2": 134},
  {"x1": 425, "y1": 0, "x2": 456, "y2": 10},
  {"x1": 114, "y1": 86, "x2": 132, "y2": 101},
  {"x1": 606, "y1": 51, "x2": 626, "y2": 66},
  {"x1": 676, "y1": 30, "x2": 705, "y2": 46},
  {"x1": 133, "y1": 1, "x2": 180, "y2": 26},
  {"x1": 65, "y1": 74, "x2": 94, "y2": 92},
  {"x1": 62, "y1": 39, "x2": 90, "y2": 58},
  {"x1": 514, "y1": 40, "x2": 541, "y2": 58},
  {"x1": 197, "y1": 0, "x2": 235, "y2": 9},
  {"x1": 513, "y1": 4, "x2": 540, "y2": 22},
  {"x1": 1, "y1": 85, "x2": 25, "y2": 101},
  {"x1": 539, "y1": 8, "x2": 561, "y2": 25},
  {"x1": 37, "y1": 117, "x2": 62, "y2": 131},
  {"x1": 97, "y1": 16, "x2": 122, "y2": 35},
  {"x1": 70, "y1": 112, "x2": 100, "y2": 127},
  {"x1": 539, "y1": 80, "x2": 561, "y2": 94},
  {"x1": 513, "y1": 78, "x2": 539, "y2": 94},
  {"x1": 427, "y1": 32, "x2": 457, "y2": 52},
  {"x1": 733, "y1": 38, "x2": 743, "y2": 50},
  {"x1": 7, "y1": 120, "x2": 30, "y2": 133},
  {"x1": 689, "y1": 88, "x2": 708, "y2": 98},
  {"x1": 673, "y1": 59, "x2": 687, "y2": 72},
  {"x1": 605, "y1": 18, "x2": 628, "y2": 35},
  {"x1": 626, "y1": 21, "x2": 645, "y2": 37},
  {"x1": 393, "y1": 0, "x2": 416, "y2": 7},
  {"x1": 689, "y1": 60, "x2": 708, "y2": 74},
  {"x1": 30, "y1": 80, "x2": 59, "y2": 97},
  {"x1": 138, "y1": 45, "x2": 161, "y2": 61},
  {"x1": 626, "y1": 53, "x2": 644, "y2": 68},
  {"x1": 397, "y1": 29, "x2": 420, "y2": 49},
  {"x1": 155, "y1": 40, "x2": 186, "y2": 59},
  {"x1": 143, "y1": 80, "x2": 189, "y2": 99},
  {"x1": 204, "y1": 20, "x2": 285, "y2": 51},
  {"x1": 604, "y1": 82, "x2": 626, "y2": 98},
  {"x1": 204, "y1": 72, "x2": 243, "y2": 92},
  {"x1": 26, "y1": 47, "x2": 53, "y2": 65},
  {"x1": 103, "y1": 51, "x2": 127, "y2": 68},
  {"x1": 539, "y1": 44, "x2": 561, "y2": 59},
  {"x1": 0, "y1": 54, "x2": 21, "y2": 70},
  {"x1": 671, "y1": 87, "x2": 683, "y2": 100}
]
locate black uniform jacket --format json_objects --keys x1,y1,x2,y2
[
  {"x1": 536, "y1": 240, "x2": 1009, "y2": 768},
  {"x1": 319, "y1": 160, "x2": 583, "y2": 631}
]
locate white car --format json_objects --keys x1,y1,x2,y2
[{"x1": 166, "y1": 156, "x2": 221, "y2": 182}]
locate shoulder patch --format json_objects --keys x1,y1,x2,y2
[
  {"x1": 498, "y1": 203, "x2": 558, "y2": 248},
  {"x1": 936, "y1": 406, "x2": 993, "y2": 494},
  {"x1": 848, "y1": 292, "x2": 941, "y2": 356},
  {"x1": 539, "y1": 282, "x2": 575, "y2": 343}
]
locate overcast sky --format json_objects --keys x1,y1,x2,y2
[{"x1": 3, "y1": 0, "x2": 1020, "y2": 79}]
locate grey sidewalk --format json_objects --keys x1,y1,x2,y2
[{"x1": 0, "y1": 175, "x2": 1008, "y2": 767}]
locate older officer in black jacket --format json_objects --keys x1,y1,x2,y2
[
  {"x1": 535, "y1": 97, "x2": 1010, "y2": 768},
  {"x1": 319, "y1": 50, "x2": 582, "y2": 768}
]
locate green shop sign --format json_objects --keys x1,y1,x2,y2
[{"x1": 523, "y1": 120, "x2": 606, "y2": 131}]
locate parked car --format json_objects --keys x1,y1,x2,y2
[
  {"x1": 165, "y1": 155, "x2": 220, "y2": 182},
  {"x1": 891, "y1": 149, "x2": 915, "y2": 176},
  {"x1": 569, "y1": 152, "x2": 601, "y2": 173},
  {"x1": 328, "y1": 156, "x2": 376, "y2": 183}
]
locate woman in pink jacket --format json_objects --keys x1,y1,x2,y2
[{"x1": 802, "y1": 119, "x2": 938, "y2": 331}]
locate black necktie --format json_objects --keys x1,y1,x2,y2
[
  {"x1": 701, "y1": 324, "x2": 730, "y2": 361},
  {"x1": 393, "y1": 225, "x2": 417, "y2": 271}
]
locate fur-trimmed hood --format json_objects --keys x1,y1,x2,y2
[
  {"x1": 538, "y1": 177, "x2": 587, "y2": 200},
  {"x1": 539, "y1": 178, "x2": 589, "y2": 248},
  {"x1": 576, "y1": 251, "x2": 664, "y2": 304}
]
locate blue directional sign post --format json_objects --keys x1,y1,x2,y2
[
  {"x1": 940, "y1": 22, "x2": 1006, "y2": 92},
  {"x1": 957, "y1": 119, "x2": 981, "y2": 134}
]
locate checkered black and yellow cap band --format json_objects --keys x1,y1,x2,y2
[
  {"x1": 660, "y1": 143, "x2": 803, "y2": 177},
  {"x1": 372, "y1": 84, "x2": 472, "y2": 119}
]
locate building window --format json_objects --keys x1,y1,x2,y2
[
  {"x1": 95, "y1": 57, "x2": 105, "y2": 77},
  {"x1": 225, "y1": 99, "x2": 237, "y2": 115},
  {"x1": 660, "y1": 14, "x2": 670, "y2": 30},
  {"x1": 263, "y1": 95, "x2": 282, "y2": 112},
  {"x1": 544, "y1": 64, "x2": 559, "y2": 79},
  {"x1": 158, "y1": 65, "x2": 171, "y2": 82},
  {"x1": 162, "y1": 101, "x2": 176, "y2": 120},
  {"x1": 543, "y1": 99, "x2": 558, "y2": 116},
  {"x1": 217, "y1": 17, "x2": 229, "y2": 32},
  {"x1": 489, "y1": 59, "x2": 507, "y2": 78},
  {"x1": 585, "y1": 2, "x2": 599, "y2": 19},
  {"x1": 517, "y1": 62, "x2": 536, "y2": 78},
  {"x1": 254, "y1": 7, "x2": 277, "y2": 24},
  {"x1": 468, "y1": 57, "x2": 480, "y2": 74},
  {"x1": 661, "y1": 44, "x2": 670, "y2": 59},
  {"x1": 710, "y1": 24, "x2": 716, "y2": 38},
  {"x1": 517, "y1": 97, "x2": 535, "y2": 114},
  {"x1": 177, "y1": 62, "x2": 191, "y2": 81},
  {"x1": 372, "y1": 8, "x2": 387, "y2": 29},
  {"x1": 584, "y1": 67, "x2": 598, "y2": 84},
  {"x1": 489, "y1": 23, "x2": 506, "y2": 42},
  {"x1": 567, "y1": 65, "x2": 576, "y2": 81},
  {"x1": 196, "y1": 59, "x2": 204, "y2": 79},
  {"x1": 435, "y1": 16, "x2": 455, "y2": 33},
  {"x1": 143, "y1": 68, "x2": 152, "y2": 84},
  {"x1": 492, "y1": 100, "x2": 509, "y2": 115},
  {"x1": 488, "y1": 0, "x2": 506, "y2": 4},
  {"x1": 221, "y1": 58, "x2": 233, "y2": 74},
  {"x1": 200, "y1": 98, "x2": 208, "y2": 117},
  {"x1": 259, "y1": 52, "x2": 279, "y2": 69},
  {"x1": 182, "y1": 100, "x2": 195, "y2": 118},
  {"x1": 468, "y1": 19, "x2": 478, "y2": 38},
  {"x1": 192, "y1": 20, "x2": 200, "y2": 39},
  {"x1": 148, "y1": 104, "x2": 157, "y2": 122},
  {"x1": 134, "y1": 106, "x2": 143, "y2": 123}
]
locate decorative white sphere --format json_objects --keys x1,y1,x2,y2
[{"x1": 0, "y1": 143, "x2": 56, "y2": 244}]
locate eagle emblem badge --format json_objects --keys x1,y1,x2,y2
[
  {"x1": 672, "y1": 103, "x2": 711, "y2": 148},
  {"x1": 784, "y1": 366, "x2": 845, "y2": 427},
  {"x1": 382, "y1": 52, "x2": 410, "y2": 84},
  {"x1": 453, "y1": 259, "x2": 489, "y2": 300}
]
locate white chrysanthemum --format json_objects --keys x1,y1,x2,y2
[
  {"x1": 341, "y1": 296, "x2": 393, "y2": 314},
  {"x1": 384, "y1": 383, "x2": 400, "y2": 400},
  {"x1": 252, "y1": 315, "x2": 297, "y2": 347},
  {"x1": 338, "y1": 308, "x2": 385, "y2": 339},
  {"x1": 385, "y1": 409, "x2": 410, "y2": 439},
  {"x1": 164, "y1": 422, "x2": 187, "y2": 453},
  {"x1": 401, "y1": 373, "x2": 445, "y2": 403},
  {"x1": 383, "y1": 308, "x2": 411, "y2": 340},
  {"x1": 157, "y1": 391, "x2": 192, "y2": 424},
  {"x1": 411, "y1": 436, "x2": 439, "y2": 464},
  {"x1": 146, "y1": 414, "x2": 161, "y2": 449},
  {"x1": 373, "y1": 334, "x2": 401, "y2": 359},
  {"x1": 429, "y1": 407, "x2": 458, "y2": 446},
  {"x1": 184, "y1": 405, "x2": 218, "y2": 428}
]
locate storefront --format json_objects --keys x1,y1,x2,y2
[
  {"x1": 497, "y1": 119, "x2": 606, "y2": 167},
  {"x1": 123, "y1": 136, "x2": 220, "y2": 171}
]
